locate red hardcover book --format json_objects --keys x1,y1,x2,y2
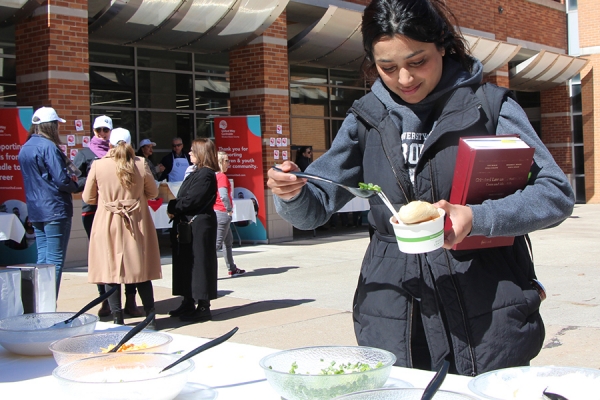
[{"x1": 447, "y1": 136, "x2": 535, "y2": 250}]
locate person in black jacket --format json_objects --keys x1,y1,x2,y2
[
  {"x1": 166, "y1": 138, "x2": 218, "y2": 322},
  {"x1": 268, "y1": 0, "x2": 575, "y2": 376},
  {"x1": 159, "y1": 137, "x2": 191, "y2": 182}
]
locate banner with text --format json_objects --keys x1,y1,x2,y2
[
  {"x1": 0, "y1": 107, "x2": 37, "y2": 263},
  {"x1": 214, "y1": 116, "x2": 266, "y2": 242}
]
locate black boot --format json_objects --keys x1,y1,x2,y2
[
  {"x1": 98, "y1": 300, "x2": 111, "y2": 317},
  {"x1": 144, "y1": 307, "x2": 157, "y2": 330},
  {"x1": 113, "y1": 310, "x2": 124, "y2": 325},
  {"x1": 124, "y1": 293, "x2": 144, "y2": 317},
  {"x1": 179, "y1": 304, "x2": 211, "y2": 323},
  {"x1": 168, "y1": 297, "x2": 195, "y2": 317}
]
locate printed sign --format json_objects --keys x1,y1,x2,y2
[
  {"x1": 274, "y1": 150, "x2": 279, "y2": 160},
  {"x1": 67, "y1": 134, "x2": 75, "y2": 146},
  {"x1": 82, "y1": 136, "x2": 90, "y2": 147},
  {"x1": 269, "y1": 137, "x2": 275, "y2": 147},
  {"x1": 74, "y1": 120, "x2": 84, "y2": 131},
  {"x1": 282, "y1": 150, "x2": 288, "y2": 160},
  {"x1": 276, "y1": 124, "x2": 282, "y2": 134},
  {"x1": 70, "y1": 148, "x2": 78, "y2": 160},
  {"x1": 214, "y1": 116, "x2": 267, "y2": 242}
]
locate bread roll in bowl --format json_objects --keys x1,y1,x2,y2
[{"x1": 398, "y1": 201, "x2": 440, "y2": 225}]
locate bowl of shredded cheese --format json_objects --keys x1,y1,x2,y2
[{"x1": 49, "y1": 330, "x2": 173, "y2": 366}]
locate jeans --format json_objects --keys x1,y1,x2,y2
[
  {"x1": 32, "y1": 218, "x2": 72, "y2": 298},
  {"x1": 215, "y1": 211, "x2": 236, "y2": 271}
]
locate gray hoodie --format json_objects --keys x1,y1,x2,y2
[{"x1": 275, "y1": 57, "x2": 574, "y2": 239}]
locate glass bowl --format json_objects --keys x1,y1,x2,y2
[
  {"x1": 0, "y1": 312, "x2": 98, "y2": 356},
  {"x1": 334, "y1": 388, "x2": 479, "y2": 399},
  {"x1": 259, "y1": 345, "x2": 397, "y2": 400},
  {"x1": 468, "y1": 365, "x2": 600, "y2": 399},
  {"x1": 52, "y1": 352, "x2": 194, "y2": 400},
  {"x1": 49, "y1": 331, "x2": 174, "y2": 365}
]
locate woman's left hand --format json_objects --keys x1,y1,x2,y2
[{"x1": 433, "y1": 200, "x2": 473, "y2": 249}]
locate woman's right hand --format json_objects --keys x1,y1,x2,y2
[{"x1": 267, "y1": 161, "x2": 307, "y2": 200}]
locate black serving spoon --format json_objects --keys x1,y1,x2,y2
[
  {"x1": 160, "y1": 327, "x2": 239, "y2": 373},
  {"x1": 420, "y1": 360, "x2": 450, "y2": 400},
  {"x1": 108, "y1": 311, "x2": 156, "y2": 353},
  {"x1": 50, "y1": 285, "x2": 118, "y2": 328}
]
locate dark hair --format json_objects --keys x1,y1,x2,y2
[
  {"x1": 190, "y1": 138, "x2": 219, "y2": 171},
  {"x1": 361, "y1": 0, "x2": 470, "y2": 78},
  {"x1": 295, "y1": 146, "x2": 311, "y2": 163}
]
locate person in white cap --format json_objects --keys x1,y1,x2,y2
[
  {"x1": 18, "y1": 107, "x2": 78, "y2": 298},
  {"x1": 83, "y1": 128, "x2": 161, "y2": 328},
  {"x1": 136, "y1": 138, "x2": 165, "y2": 180},
  {"x1": 74, "y1": 116, "x2": 143, "y2": 318}
]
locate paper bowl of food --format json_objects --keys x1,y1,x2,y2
[
  {"x1": 468, "y1": 365, "x2": 600, "y2": 399},
  {"x1": 389, "y1": 201, "x2": 445, "y2": 254},
  {"x1": 0, "y1": 312, "x2": 98, "y2": 356},
  {"x1": 259, "y1": 345, "x2": 396, "y2": 400},
  {"x1": 49, "y1": 331, "x2": 173, "y2": 366},
  {"x1": 52, "y1": 352, "x2": 194, "y2": 400},
  {"x1": 334, "y1": 387, "x2": 478, "y2": 399}
]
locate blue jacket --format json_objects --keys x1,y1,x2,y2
[{"x1": 18, "y1": 135, "x2": 78, "y2": 222}]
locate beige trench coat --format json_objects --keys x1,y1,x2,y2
[{"x1": 82, "y1": 156, "x2": 162, "y2": 284}]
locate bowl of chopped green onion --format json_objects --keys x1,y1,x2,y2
[{"x1": 259, "y1": 346, "x2": 396, "y2": 400}]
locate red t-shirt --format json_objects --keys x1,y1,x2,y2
[{"x1": 214, "y1": 172, "x2": 232, "y2": 212}]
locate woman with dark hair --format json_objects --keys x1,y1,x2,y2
[
  {"x1": 136, "y1": 138, "x2": 165, "y2": 181},
  {"x1": 167, "y1": 138, "x2": 219, "y2": 322},
  {"x1": 18, "y1": 107, "x2": 79, "y2": 297},
  {"x1": 294, "y1": 146, "x2": 312, "y2": 172},
  {"x1": 268, "y1": 0, "x2": 574, "y2": 375},
  {"x1": 83, "y1": 128, "x2": 161, "y2": 327}
]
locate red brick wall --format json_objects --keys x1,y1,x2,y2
[
  {"x1": 579, "y1": 0, "x2": 600, "y2": 48},
  {"x1": 230, "y1": 12, "x2": 290, "y2": 188},
  {"x1": 15, "y1": 1, "x2": 90, "y2": 137},
  {"x1": 540, "y1": 84, "x2": 573, "y2": 173}
]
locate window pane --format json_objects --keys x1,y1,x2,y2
[
  {"x1": 89, "y1": 43, "x2": 134, "y2": 66},
  {"x1": 195, "y1": 53, "x2": 229, "y2": 74},
  {"x1": 138, "y1": 71, "x2": 193, "y2": 110},
  {"x1": 573, "y1": 114, "x2": 583, "y2": 144},
  {"x1": 196, "y1": 116, "x2": 214, "y2": 139},
  {"x1": 291, "y1": 117, "x2": 329, "y2": 158},
  {"x1": 90, "y1": 109, "x2": 137, "y2": 138},
  {"x1": 513, "y1": 90, "x2": 540, "y2": 109},
  {"x1": 137, "y1": 48, "x2": 192, "y2": 71},
  {"x1": 574, "y1": 145, "x2": 584, "y2": 175},
  {"x1": 138, "y1": 111, "x2": 194, "y2": 161},
  {"x1": 330, "y1": 69, "x2": 364, "y2": 87},
  {"x1": 571, "y1": 83, "x2": 581, "y2": 113},
  {"x1": 290, "y1": 65, "x2": 327, "y2": 84},
  {"x1": 195, "y1": 75, "x2": 230, "y2": 112},
  {"x1": 330, "y1": 87, "x2": 365, "y2": 117},
  {"x1": 575, "y1": 176, "x2": 585, "y2": 204},
  {"x1": 290, "y1": 85, "x2": 329, "y2": 116},
  {"x1": 90, "y1": 66, "x2": 135, "y2": 107}
]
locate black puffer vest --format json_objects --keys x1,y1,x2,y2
[{"x1": 349, "y1": 85, "x2": 543, "y2": 376}]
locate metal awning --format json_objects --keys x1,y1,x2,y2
[
  {"x1": 463, "y1": 34, "x2": 521, "y2": 74},
  {"x1": 509, "y1": 50, "x2": 590, "y2": 91},
  {"x1": 88, "y1": 0, "x2": 289, "y2": 53},
  {"x1": 0, "y1": 0, "x2": 42, "y2": 27},
  {"x1": 288, "y1": 6, "x2": 363, "y2": 70}
]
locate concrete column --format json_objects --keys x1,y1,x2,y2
[{"x1": 229, "y1": 12, "x2": 293, "y2": 243}]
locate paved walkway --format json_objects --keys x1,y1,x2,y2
[{"x1": 57, "y1": 204, "x2": 600, "y2": 370}]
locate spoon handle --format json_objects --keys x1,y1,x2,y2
[
  {"x1": 272, "y1": 166, "x2": 333, "y2": 185},
  {"x1": 160, "y1": 327, "x2": 239, "y2": 373},
  {"x1": 108, "y1": 311, "x2": 156, "y2": 353},
  {"x1": 63, "y1": 285, "x2": 118, "y2": 325},
  {"x1": 421, "y1": 360, "x2": 450, "y2": 400}
]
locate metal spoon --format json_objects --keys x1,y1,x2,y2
[
  {"x1": 108, "y1": 311, "x2": 156, "y2": 353},
  {"x1": 271, "y1": 166, "x2": 378, "y2": 199},
  {"x1": 543, "y1": 388, "x2": 569, "y2": 400},
  {"x1": 160, "y1": 327, "x2": 239, "y2": 373},
  {"x1": 50, "y1": 285, "x2": 118, "y2": 328},
  {"x1": 420, "y1": 360, "x2": 450, "y2": 400}
]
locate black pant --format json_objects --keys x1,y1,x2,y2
[
  {"x1": 105, "y1": 281, "x2": 154, "y2": 313},
  {"x1": 83, "y1": 213, "x2": 137, "y2": 297}
]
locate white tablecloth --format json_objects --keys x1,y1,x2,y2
[
  {"x1": 0, "y1": 322, "x2": 476, "y2": 399},
  {"x1": 149, "y1": 199, "x2": 257, "y2": 230},
  {"x1": 0, "y1": 212, "x2": 25, "y2": 242},
  {"x1": 338, "y1": 197, "x2": 370, "y2": 213}
]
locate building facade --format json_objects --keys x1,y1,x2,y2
[{"x1": 0, "y1": 0, "x2": 596, "y2": 264}]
